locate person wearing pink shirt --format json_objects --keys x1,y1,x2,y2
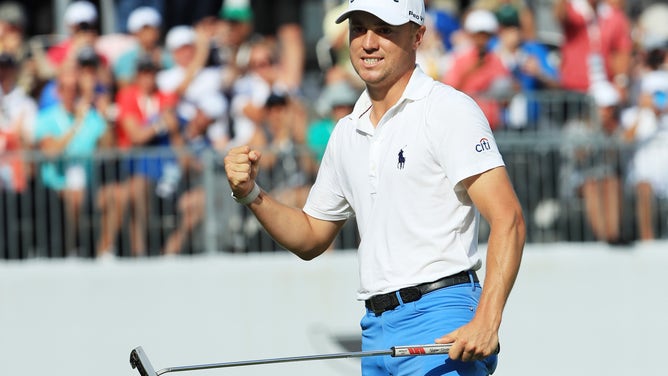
[
  {"x1": 442, "y1": 9, "x2": 512, "y2": 130},
  {"x1": 554, "y1": 0, "x2": 632, "y2": 97}
]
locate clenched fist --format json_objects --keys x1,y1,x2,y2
[{"x1": 224, "y1": 146, "x2": 262, "y2": 199}]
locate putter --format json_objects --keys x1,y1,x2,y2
[{"x1": 130, "y1": 343, "x2": 452, "y2": 376}]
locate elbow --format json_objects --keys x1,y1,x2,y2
[
  {"x1": 294, "y1": 247, "x2": 327, "y2": 261},
  {"x1": 291, "y1": 240, "x2": 331, "y2": 261},
  {"x1": 296, "y1": 252, "x2": 318, "y2": 261}
]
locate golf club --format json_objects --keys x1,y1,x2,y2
[{"x1": 130, "y1": 343, "x2": 453, "y2": 376}]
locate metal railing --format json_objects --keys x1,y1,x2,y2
[{"x1": 2, "y1": 91, "x2": 667, "y2": 259}]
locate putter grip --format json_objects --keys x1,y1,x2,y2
[{"x1": 391, "y1": 344, "x2": 452, "y2": 357}]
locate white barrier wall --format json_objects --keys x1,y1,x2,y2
[{"x1": 1, "y1": 242, "x2": 667, "y2": 376}]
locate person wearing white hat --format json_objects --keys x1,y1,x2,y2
[
  {"x1": 113, "y1": 6, "x2": 173, "y2": 87},
  {"x1": 46, "y1": 1, "x2": 101, "y2": 69},
  {"x1": 224, "y1": 1, "x2": 525, "y2": 375},
  {"x1": 157, "y1": 25, "x2": 221, "y2": 126},
  {"x1": 442, "y1": 8, "x2": 512, "y2": 129}
]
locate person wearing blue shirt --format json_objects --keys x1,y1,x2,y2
[
  {"x1": 34, "y1": 67, "x2": 109, "y2": 255},
  {"x1": 492, "y1": 4, "x2": 560, "y2": 129}
]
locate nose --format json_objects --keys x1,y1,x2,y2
[{"x1": 361, "y1": 30, "x2": 379, "y2": 51}]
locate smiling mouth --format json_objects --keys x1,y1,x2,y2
[{"x1": 363, "y1": 58, "x2": 381, "y2": 65}]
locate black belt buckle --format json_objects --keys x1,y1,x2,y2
[
  {"x1": 367, "y1": 293, "x2": 399, "y2": 315},
  {"x1": 399, "y1": 286, "x2": 422, "y2": 304}
]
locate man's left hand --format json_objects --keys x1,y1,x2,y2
[{"x1": 435, "y1": 319, "x2": 499, "y2": 362}]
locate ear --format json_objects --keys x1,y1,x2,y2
[{"x1": 413, "y1": 25, "x2": 427, "y2": 50}]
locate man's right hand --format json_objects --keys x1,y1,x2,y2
[{"x1": 224, "y1": 146, "x2": 262, "y2": 199}]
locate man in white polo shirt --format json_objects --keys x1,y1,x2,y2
[{"x1": 224, "y1": 1, "x2": 525, "y2": 375}]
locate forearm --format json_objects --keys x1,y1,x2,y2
[
  {"x1": 475, "y1": 214, "x2": 525, "y2": 329},
  {"x1": 553, "y1": 0, "x2": 568, "y2": 23},
  {"x1": 245, "y1": 188, "x2": 341, "y2": 260},
  {"x1": 40, "y1": 125, "x2": 80, "y2": 157}
]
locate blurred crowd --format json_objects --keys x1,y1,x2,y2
[{"x1": 1, "y1": 0, "x2": 667, "y2": 258}]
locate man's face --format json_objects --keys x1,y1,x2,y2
[
  {"x1": 348, "y1": 12, "x2": 423, "y2": 89},
  {"x1": 172, "y1": 44, "x2": 195, "y2": 67},
  {"x1": 136, "y1": 26, "x2": 160, "y2": 47}
]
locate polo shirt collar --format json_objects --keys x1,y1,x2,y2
[{"x1": 349, "y1": 65, "x2": 433, "y2": 134}]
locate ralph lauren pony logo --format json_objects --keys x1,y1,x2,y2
[{"x1": 397, "y1": 148, "x2": 406, "y2": 169}]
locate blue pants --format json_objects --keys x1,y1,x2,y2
[{"x1": 360, "y1": 278, "x2": 497, "y2": 376}]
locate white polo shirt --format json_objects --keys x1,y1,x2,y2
[{"x1": 303, "y1": 66, "x2": 505, "y2": 300}]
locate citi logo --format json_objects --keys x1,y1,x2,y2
[{"x1": 475, "y1": 138, "x2": 491, "y2": 152}]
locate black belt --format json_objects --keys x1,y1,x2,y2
[{"x1": 365, "y1": 270, "x2": 478, "y2": 316}]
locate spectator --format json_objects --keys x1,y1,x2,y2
[
  {"x1": 213, "y1": 0, "x2": 257, "y2": 92},
  {"x1": 113, "y1": 6, "x2": 173, "y2": 87},
  {"x1": 553, "y1": 0, "x2": 633, "y2": 100},
  {"x1": 253, "y1": 92, "x2": 312, "y2": 209},
  {"x1": 492, "y1": 3, "x2": 559, "y2": 129},
  {"x1": 472, "y1": 0, "x2": 537, "y2": 41},
  {"x1": 320, "y1": 0, "x2": 365, "y2": 89},
  {"x1": 307, "y1": 80, "x2": 358, "y2": 164},
  {"x1": 228, "y1": 37, "x2": 280, "y2": 148},
  {"x1": 0, "y1": 52, "x2": 37, "y2": 193},
  {"x1": 76, "y1": 46, "x2": 114, "y2": 122},
  {"x1": 114, "y1": 0, "x2": 165, "y2": 34},
  {"x1": 0, "y1": 1, "x2": 38, "y2": 96},
  {"x1": 97, "y1": 56, "x2": 179, "y2": 258},
  {"x1": 621, "y1": 50, "x2": 668, "y2": 241},
  {"x1": 46, "y1": 1, "x2": 102, "y2": 71},
  {"x1": 0, "y1": 1, "x2": 25, "y2": 56},
  {"x1": 157, "y1": 25, "x2": 220, "y2": 125},
  {"x1": 249, "y1": 0, "x2": 305, "y2": 93},
  {"x1": 163, "y1": 92, "x2": 229, "y2": 255},
  {"x1": 442, "y1": 8, "x2": 512, "y2": 129},
  {"x1": 561, "y1": 81, "x2": 624, "y2": 244},
  {"x1": 34, "y1": 66, "x2": 112, "y2": 256}
]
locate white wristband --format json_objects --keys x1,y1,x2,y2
[{"x1": 231, "y1": 183, "x2": 261, "y2": 205}]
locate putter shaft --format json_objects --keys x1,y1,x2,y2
[
  {"x1": 157, "y1": 349, "x2": 392, "y2": 375},
  {"x1": 131, "y1": 344, "x2": 451, "y2": 376}
]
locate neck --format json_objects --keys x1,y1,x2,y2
[{"x1": 366, "y1": 68, "x2": 413, "y2": 126}]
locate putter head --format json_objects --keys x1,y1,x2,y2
[{"x1": 130, "y1": 346, "x2": 158, "y2": 376}]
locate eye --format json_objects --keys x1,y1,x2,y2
[
  {"x1": 350, "y1": 25, "x2": 366, "y2": 36},
  {"x1": 375, "y1": 26, "x2": 393, "y2": 36}
]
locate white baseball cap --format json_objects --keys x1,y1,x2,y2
[
  {"x1": 64, "y1": 1, "x2": 98, "y2": 26},
  {"x1": 127, "y1": 6, "x2": 162, "y2": 33},
  {"x1": 165, "y1": 25, "x2": 195, "y2": 50},
  {"x1": 464, "y1": 9, "x2": 499, "y2": 34},
  {"x1": 335, "y1": 0, "x2": 425, "y2": 26}
]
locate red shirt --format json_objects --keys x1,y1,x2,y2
[
  {"x1": 115, "y1": 86, "x2": 177, "y2": 149},
  {"x1": 442, "y1": 48, "x2": 510, "y2": 129},
  {"x1": 559, "y1": 2, "x2": 632, "y2": 92},
  {"x1": 47, "y1": 39, "x2": 110, "y2": 68}
]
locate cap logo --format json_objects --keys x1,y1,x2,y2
[{"x1": 409, "y1": 10, "x2": 424, "y2": 23}]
